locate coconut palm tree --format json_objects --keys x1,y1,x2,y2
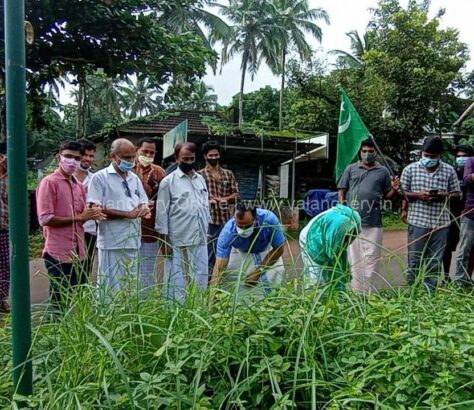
[
  {"x1": 156, "y1": 0, "x2": 230, "y2": 60},
  {"x1": 329, "y1": 30, "x2": 372, "y2": 69},
  {"x1": 118, "y1": 77, "x2": 161, "y2": 118},
  {"x1": 216, "y1": 0, "x2": 280, "y2": 126},
  {"x1": 271, "y1": 0, "x2": 329, "y2": 130},
  {"x1": 190, "y1": 81, "x2": 218, "y2": 110}
]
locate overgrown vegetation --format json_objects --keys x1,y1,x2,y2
[{"x1": 1, "y1": 286, "x2": 473, "y2": 408}]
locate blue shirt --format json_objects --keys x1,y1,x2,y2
[{"x1": 216, "y1": 209, "x2": 286, "y2": 258}]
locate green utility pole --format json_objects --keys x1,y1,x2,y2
[{"x1": 4, "y1": 0, "x2": 33, "y2": 397}]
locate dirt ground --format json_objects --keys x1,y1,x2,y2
[{"x1": 26, "y1": 229, "x2": 411, "y2": 304}]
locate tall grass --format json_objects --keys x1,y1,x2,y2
[{"x1": 1, "y1": 282, "x2": 474, "y2": 409}]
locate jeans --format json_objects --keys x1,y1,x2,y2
[
  {"x1": 44, "y1": 253, "x2": 81, "y2": 309},
  {"x1": 207, "y1": 224, "x2": 223, "y2": 279},
  {"x1": 455, "y1": 217, "x2": 474, "y2": 283},
  {"x1": 407, "y1": 225, "x2": 448, "y2": 291}
]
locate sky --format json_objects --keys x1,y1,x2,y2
[{"x1": 204, "y1": 0, "x2": 474, "y2": 105}]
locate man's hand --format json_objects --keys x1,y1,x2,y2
[
  {"x1": 78, "y1": 207, "x2": 106, "y2": 222},
  {"x1": 245, "y1": 269, "x2": 262, "y2": 286},
  {"x1": 418, "y1": 190, "x2": 432, "y2": 202},
  {"x1": 401, "y1": 209, "x2": 408, "y2": 224},
  {"x1": 429, "y1": 191, "x2": 449, "y2": 202},
  {"x1": 129, "y1": 204, "x2": 151, "y2": 219}
]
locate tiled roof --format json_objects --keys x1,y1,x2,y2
[{"x1": 118, "y1": 110, "x2": 224, "y2": 136}]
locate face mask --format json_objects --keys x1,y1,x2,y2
[
  {"x1": 117, "y1": 158, "x2": 134, "y2": 172},
  {"x1": 179, "y1": 162, "x2": 195, "y2": 173},
  {"x1": 420, "y1": 156, "x2": 440, "y2": 168},
  {"x1": 207, "y1": 158, "x2": 219, "y2": 167},
  {"x1": 237, "y1": 226, "x2": 254, "y2": 238},
  {"x1": 456, "y1": 157, "x2": 468, "y2": 167},
  {"x1": 60, "y1": 155, "x2": 81, "y2": 175},
  {"x1": 361, "y1": 152, "x2": 376, "y2": 164},
  {"x1": 138, "y1": 155, "x2": 154, "y2": 167}
]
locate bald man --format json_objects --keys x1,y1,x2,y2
[{"x1": 87, "y1": 138, "x2": 151, "y2": 299}]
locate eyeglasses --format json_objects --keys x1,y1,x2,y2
[{"x1": 122, "y1": 180, "x2": 132, "y2": 198}]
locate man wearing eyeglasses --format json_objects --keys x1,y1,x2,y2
[
  {"x1": 36, "y1": 140, "x2": 106, "y2": 309},
  {"x1": 87, "y1": 138, "x2": 151, "y2": 300}
]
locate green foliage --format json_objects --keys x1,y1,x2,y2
[
  {"x1": 28, "y1": 230, "x2": 44, "y2": 259},
  {"x1": 0, "y1": 0, "x2": 216, "y2": 133},
  {"x1": 2, "y1": 288, "x2": 474, "y2": 407},
  {"x1": 230, "y1": 86, "x2": 280, "y2": 127},
  {"x1": 363, "y1": 0, "x2": 469, "y2": 161}
]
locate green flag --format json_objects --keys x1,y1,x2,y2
[{"x1": 335, "y1": 86, "x2": 370, "y2": 182}]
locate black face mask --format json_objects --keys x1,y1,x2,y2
[
  {"x1": 207, "y1": 158, "x2": 219, "y2": 167},
  {"x1": 179, "y1": 162, "x2": 195, "y2": 173}
]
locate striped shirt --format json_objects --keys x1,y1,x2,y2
[{"x1": 401, "y1": 160, "x2": 460, "y2": 229}]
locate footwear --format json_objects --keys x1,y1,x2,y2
[{"x1": 0, "y1": 300, "x2": 10, "y2": 314}]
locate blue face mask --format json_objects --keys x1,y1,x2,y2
[
  {"x1": 117, "y1": 158, "x2": 134, "y2": 172},
  {"x1": 420, "y1": 156, "x2": 439, "y2": 168},
  {"x1": 456, "y1": 157, "x2": 468, "y2": 167}
]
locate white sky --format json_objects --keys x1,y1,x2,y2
[{"x1": 204, "y1": 0, "x2": 474, "y2": 105}]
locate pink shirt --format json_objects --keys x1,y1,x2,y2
[{"x1": 36, "y1": 169, "x2": 86, "y2": 262}]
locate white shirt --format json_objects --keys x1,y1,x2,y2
[
  {"x1": 155, "y1": 168, "x2": 210, "y2": 247},
  {"x1": 81, "y1": 170, "x2": 97, "y2": 235},
  {"x1": 87, "y1": 163, "x2": 148, "y2": 250}
]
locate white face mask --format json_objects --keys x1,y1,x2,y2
[
  {"x1": 237, "y1": 226, "x2": 254, "y2": 238},
  {"x1": 138, "y1": 155, "x2": 154, "y2": 167}
]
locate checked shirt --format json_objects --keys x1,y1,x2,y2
[{"x1": 401, "y1": 160, "x2": 460, "y2": 229}]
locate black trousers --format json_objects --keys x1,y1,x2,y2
[
  {"x1": 84, "y1": 232, "x2": 97, "y2": 280},
  {"x1": 207, "y1": 224, "x2": 223, "y2": 279},
  {"x1": 44, "y1": 253, "x2": 80, "y2": 309}
]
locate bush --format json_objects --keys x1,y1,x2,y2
[{"x1": 1, "y1": 285, "x2": 474, "y2": 408}]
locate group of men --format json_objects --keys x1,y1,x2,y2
[
  {"x1": 335, "y1": 136, "x2": 474, "y2": 292},
  {"x1": 1, "y1": 133, "x2": 474, "y2": 313},
  {"x1": 30, "y1": 137, "x2": 288, "y2": 308}
]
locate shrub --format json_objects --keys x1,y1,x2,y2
[{"x1": 1, "y1": 285, "x2": 474, "y2": 408}]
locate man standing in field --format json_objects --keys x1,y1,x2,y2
[
  {"x1": 36, "y1": 140, "x2": 105, "y2": 308},
  {"x1": 133, "y1": 137, "x2": 166, "y2": 292},
  {"x1": 401, "y1": 136, "x2": 461, "y2": 291},
  {"x1": 74, "y1": 139, "x2": 98, "y2": 278},
  {"x1": 156, "y1": 142, "x2": 210, "y2": 301},
  {"x1": 442, "y1": 144, "x2": 474, "y2": 281},
  {"x1": 199, "y1": 140, "x2": 239, "y2": 278},
  {"x1": 87, "y1": 138, "x2": 151, "y2": 299},
  {"x1": 338, "y1": 139, "x2": 400, "y2": 293}
]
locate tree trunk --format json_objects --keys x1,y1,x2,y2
[
  {"x1": 279, "y1": 48, "x2": 286, "y2": 131},
  {"x1": 76, "y1": 80, "x2": 85, "y2": 139},
  {"x1": 239, "y1": 56, "x2": 247, "y2": 127}
]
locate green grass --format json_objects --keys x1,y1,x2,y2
[
  {"x1": 382, "y1": 211, "x2": 407, "y2": 231},
  {"x1": 1, "y1": 283, "x2": 474, "y2": 408}
]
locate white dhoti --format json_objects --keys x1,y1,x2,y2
[
  {"x1": 348, "y1": 227, "x2": 383, "y2": 293},
  {"x1": 222, "y1": 247, "x2": 284, "y2": 300},
  {"x1": 139, "y1": 241, "x2": 159, "y2": 296},
  {"x1": 97, "y1": 248, "x2": 139, "y2": 300},
  {"x1": 163, "y1": 244, "x2": 208, "y2": 302}
]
